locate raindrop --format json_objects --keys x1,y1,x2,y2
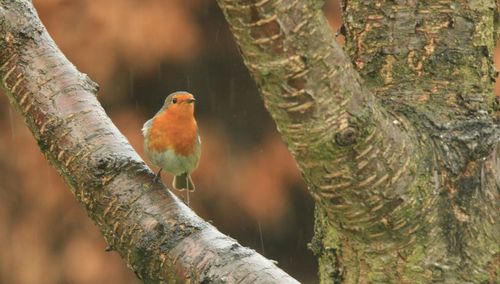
[
  {"x1": 229, "y1": 75, "x2": 235, "y2": 108},
  {"x1": 204, "y1": 3, "x2": 210, "y2": 17},
  {"x1": 45, "y1": 164, "x2": 53, "y2": 189},
  {"x1": 215, "y1": 25, "x2": 221, "y2": 43},
  {"x1": 186, "y1": 74, "x2": 191, "y2": 90},
  {"x1": 258, "y1": 221, "x2": 265, "y2": 255},
  {"x1": 210, "y1": 77, "x2": 217, "y2": 112},
  {"x1": 157, "y1": 62, "x2": 163, "y2": 82},
  {"x1": 8, "y1": 107, "x2": 15, "y2": 138},
  {"x1": 129, "y1": 67, "x2": 135, "y2": 98}
]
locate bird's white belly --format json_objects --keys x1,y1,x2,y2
[{"x1": 146, "y1": 147, "x2": 200, "y2": 176}]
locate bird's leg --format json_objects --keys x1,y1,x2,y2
[
  {"x1": 184, "y1": 174, "x2": 190, "y2": 207},
  {"x1": 153, "y1": 168, "x2": 162, "y2": 183}
]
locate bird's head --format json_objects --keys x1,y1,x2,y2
[{"x1": 162, "y1": 91, "x2": 196, "y2": 116}]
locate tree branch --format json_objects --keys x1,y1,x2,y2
[
  {"x1": 216, "y1": 0, "x2": 500, "y2": 281},
  {"x1": 216, "y1": 0, "x2": 427, "y2": 248},
  {"x1": 0, "y1": 1, "x2": 299, "y2": 283}
]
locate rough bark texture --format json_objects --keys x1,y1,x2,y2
[
  {"x1": 217, "y1": 0, "x2": 500, "y2": 283},
  {"x1": 0, "y1": 1, "x2": 300, "y2": 283}
]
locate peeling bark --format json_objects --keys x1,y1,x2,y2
[
  {"x1": 217, "y1": 0, "x2": 500, "y2": 283},
  {"x1": 0, "y1": 1, "x2": 299, "y2": 283}
]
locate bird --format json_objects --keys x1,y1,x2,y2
[{"x1": 142, "y1": 91, "x2": 201, "y2": 192}]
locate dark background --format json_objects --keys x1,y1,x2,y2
[{"x1": 0, "y1": 1, "x2": 498, "y2": 283}]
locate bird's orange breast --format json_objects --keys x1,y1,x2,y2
[{"x1": 147, "y1": 106, "x2": 198, "y2": 156}]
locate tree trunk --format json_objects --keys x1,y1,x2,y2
[
  {"x1": 0, "y1": 1, "x2": 299, "y2": 283},
  {"x1": 217, "y1": 0, "x2": 500, "y2": 283}
]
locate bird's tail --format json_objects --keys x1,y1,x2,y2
[{"x1": 173, "y1": 173, "x2": 195, "y2": 192}]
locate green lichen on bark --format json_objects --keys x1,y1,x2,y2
[
  {"x1": 218, "y1": 0, "x2": 499, "y2": 283},
  {"x1": 338, "y1": 0, "x2": 500, "y2": 283}
]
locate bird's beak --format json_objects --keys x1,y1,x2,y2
[{"x1": 187, "y1": 98, "x2": 196, "y2": 104}]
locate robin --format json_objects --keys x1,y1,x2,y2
[{"x1": 142, "y1": 91, "x2": 201, "y2": 191}]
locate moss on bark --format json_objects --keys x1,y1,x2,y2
[{"x1": 218, "y1": 0, "x2": 500, "y2": 282}]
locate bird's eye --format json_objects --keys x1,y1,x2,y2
[{"x1": 172, "y1": 98, "x2": 177, "y2": 104}]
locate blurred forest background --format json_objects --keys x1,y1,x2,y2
[{"x1": 0, "y1": 1, "x2": 498, "y2": 283}]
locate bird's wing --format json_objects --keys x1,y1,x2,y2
[{"x1": 142, "y1": 118, "x2": 153, "y2": 137}]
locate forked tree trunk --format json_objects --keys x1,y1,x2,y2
[
  {"x1": 1, "y1": 0, "x2": 499, "y2": 282},
  {"x1": 216, "y1": 0, "x2": 500, "y2": 283}
]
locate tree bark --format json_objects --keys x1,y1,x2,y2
[
  {"x1": 217, "y1": 0, "x2": 500, "y2": 283},
  {"x1": 0, "y1": 1, "x2": 300, "y2": 283}
]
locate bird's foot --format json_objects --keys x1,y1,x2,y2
[{"x1": 153, "y1": 169, "x2": 162, "y2": 183}]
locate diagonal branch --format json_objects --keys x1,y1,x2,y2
[
  {"x1": 217, "y1": 0, "x2": 426, "y2": 247},
  {"x1": 0, "y1": 1, "x2": 298, "y2": 283}
]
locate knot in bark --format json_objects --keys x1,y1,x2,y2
[{"x1": 335, "y1": 127, "x2": 358, "y2": 146}]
